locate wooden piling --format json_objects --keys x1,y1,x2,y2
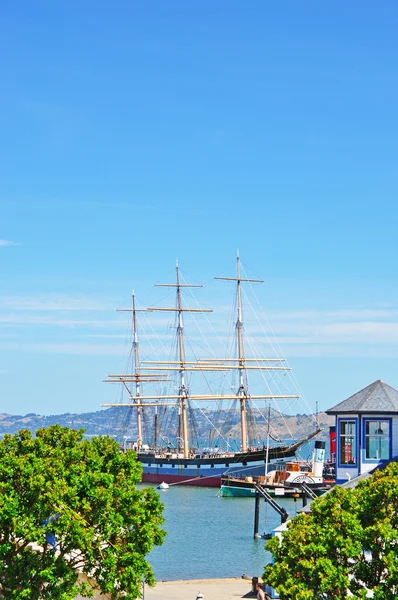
[{"x1": 254, "y1": 490, "x2": 260, "y2": 538}]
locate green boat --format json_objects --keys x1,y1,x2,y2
[{"x1": 220, "y1": 443, "x2": 333, "y2": 498}]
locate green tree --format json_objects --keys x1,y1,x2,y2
[
  {"x1": 264, "y1": 463, "x2": 398, "y2": 599},
  {"x1": 352, "y1": 463, "x2": 398, "y2": 599},
  {"x1": 0, "y1": 425, "x2": 166, "y2": 600}
]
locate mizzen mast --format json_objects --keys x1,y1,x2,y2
[{"x1": 148, "y1": 262, "x2": 213, "y2": 458}]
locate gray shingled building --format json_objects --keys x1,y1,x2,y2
[{"x1": 326, "y1": 379, "x2": 398, "y2": 484}]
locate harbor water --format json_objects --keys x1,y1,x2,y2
[{"x1": 143, "y1": 483, "x2": 303, "y2": 581}]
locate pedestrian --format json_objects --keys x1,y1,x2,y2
[{"x1": 256, "y1": 581, "x2": 265, "y2": 600}]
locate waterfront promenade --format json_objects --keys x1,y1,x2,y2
[{"x1": 144, "y1": 577, "x2": 253, "y2": 599}]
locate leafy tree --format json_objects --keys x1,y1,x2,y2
[
  {"x1": 352, "y1": 463, "x2": 398, "y2": 599},
  {"x1": 0, "y1": 426, "x2": 166, "y2": 600},
  {"x1": 265, "y1": 462, "x2": 398, "y2": 599}
]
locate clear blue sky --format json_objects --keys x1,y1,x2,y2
[{"x1": 1, "y1": 2, "x2": 397, "y2": 416}]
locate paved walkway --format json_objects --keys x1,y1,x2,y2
[{"x1": 144, "y1": 578, "x2": 255, "y2": 600}]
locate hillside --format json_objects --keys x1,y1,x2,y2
[{"x1": 0, "y1": 408, "x2": 334, "y2": 442}]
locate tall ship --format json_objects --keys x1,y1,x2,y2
[{"x1": 103, "y1": 256, "x2": 321, "y2": 487}]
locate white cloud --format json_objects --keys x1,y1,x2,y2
[
  {"x1": 313, "y1": 321, "x2": 398, "y2": 341},
  {"x1": 1, "y1": 291, "x2": 397, "y2": 358},
  {"x1": 0, "y1": 240, "x2": 20, "y2": 247},
  {"x1": 264, "y1": 308, "x2": 398, "y2": 321},
  {"x1": 80, "y1": 333, "x2": 131, "y2": 339},
  {"x1": 0, "y1": 313, "x2": 120, "y2": 328},
  {"x1": 0, "y1": 295, "x2": 115, "y2": 311},
  {"x1": 241, "y1": 307, "x2": 398, "y2": 346},
  {"x1": 272, "y1": 344, "x2": 398, "y2": 359},
  {"x1": 0, "y1": 341, "x2": 125, "y2": 356}
]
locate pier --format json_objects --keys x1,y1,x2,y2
[{"x1": 252, "y1": 481, "x2": 321, "y2": 538}]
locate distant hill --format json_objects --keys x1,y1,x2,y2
[{"x1": 0, "y1": 407, "x2": 334, "y2": 442}]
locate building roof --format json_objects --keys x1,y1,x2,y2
[{"x1": 326, "y1": 380, "x2": 398, "y2": 415}]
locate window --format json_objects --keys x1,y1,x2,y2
[
  {"x1": 365, "y1": 420, "x2": 390, "y2": 460},
  {"x1": 339, "y1": 420, "x2": 357, "y2": 465}
]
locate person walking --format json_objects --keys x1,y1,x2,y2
[{"x1": 256, "y1": 581, "x2": 265, "y2": 600}]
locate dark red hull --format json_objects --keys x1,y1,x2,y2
[{"x1": 141, "y1": 472, "x2": 221, "y2": 487}]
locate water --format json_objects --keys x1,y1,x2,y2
[{"x1": 143, "y1": 484, "x2": 303, "y2": 581}]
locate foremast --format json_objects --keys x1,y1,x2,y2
[
  {"x1": 103, "y1": 293, "x2": 168, "y2": 451},
  {"x1": 119, "y1": 293, "x2": 145, "y2": 447}
]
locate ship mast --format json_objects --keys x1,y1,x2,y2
[
  {"x1": 132, "y1": 293, "x2": 142, "y2": 447},
  {"x1": 115, "y1": 293, "x2": 148, "y2": 448},
  {"x1": 176, "y1": 264, "x2": 186, "y2": 453},
  {"x1": 104, "y1": 294, "x2": 168, "y2": 451},
  {"x1": 236, "y1": 254, "x2": 247, "y2": 450},
  {"x1": 147, "y1": 262, "x2": 213, "y2": 458},
  {"x1": 215, "y1": 252, "x2": 264, "y2": 452},
  {"x1": 103, "y1": 261, "x2": 301, "y2": 455}
]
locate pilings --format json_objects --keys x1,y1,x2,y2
[
  {"x1": 253, "y1": 482, "x2": 318, "y2": 538},
  {"x1": 253, "y1": 483, "x2": 289, "y2": 539},
  {"x1": 254, "y1": 491, "x2": 260, "y2": 538}
]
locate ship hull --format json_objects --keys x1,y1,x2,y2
[
  {"x1": 141, "y1": 471, "x2": 221, "y2": 487},
  {"x1": 136, "y1": 436, "x2": 321, "y2": 487},
  {"x1": 220, "y1": 476, "x2": 334, "y2": 497},
  {"x1": 220, "y1": 479, "x2": 299, "y2": 497},
  {"x1": 220, "y1": 484, "x2": 256, "y2": 497},
  {"x1": 139, "y1": 459, "x2": 269, "y2": 487}
]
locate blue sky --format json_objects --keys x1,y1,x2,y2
[{"x1": 1, "y1": 2, "x2": 397, "y2": 417}]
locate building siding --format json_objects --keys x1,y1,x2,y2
[{"x1": 334, "y1": 411, "x2": 398, "y2": 483}]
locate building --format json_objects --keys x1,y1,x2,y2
[
  {"x1": 325, "y1": 379, "x2": 398, "y2": 484},
  {"x1": 265, "y1": 381, "x2": 398, "y2": 598}
]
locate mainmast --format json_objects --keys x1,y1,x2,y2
[
  {"x1": 147, "y1": 262, "x2": 212, "y2": 458},
  {"x1": 236, "y1": 254, "x2": 248, "y2": 450},
  {"x1": 176, "y1": 264, "x2": 186, "y2": 453},
  {"x1": 215, "y1": 252, "x2": 264, "y2": 452}
]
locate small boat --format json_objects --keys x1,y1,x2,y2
[
  {"x1": 220, "y1": 440, "x2": 334, "y2": 497},
  {"x1": 157, "y1": 482, "x2": 170, "y2": 490}
]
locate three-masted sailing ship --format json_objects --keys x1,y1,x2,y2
[{"x1": 102, "y1": 256, "x2": 320, "y2": 487}]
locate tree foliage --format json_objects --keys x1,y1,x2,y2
[
  {"x1": 0, "y1": 426, "x2": 166, "y2": 600},
  {"x1": 265, "y1": 462, "x2": 398, "y2": 599}
]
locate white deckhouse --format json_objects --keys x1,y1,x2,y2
[{"x1": 326, "y1": 379, "x2": 398, "y2": 484}]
